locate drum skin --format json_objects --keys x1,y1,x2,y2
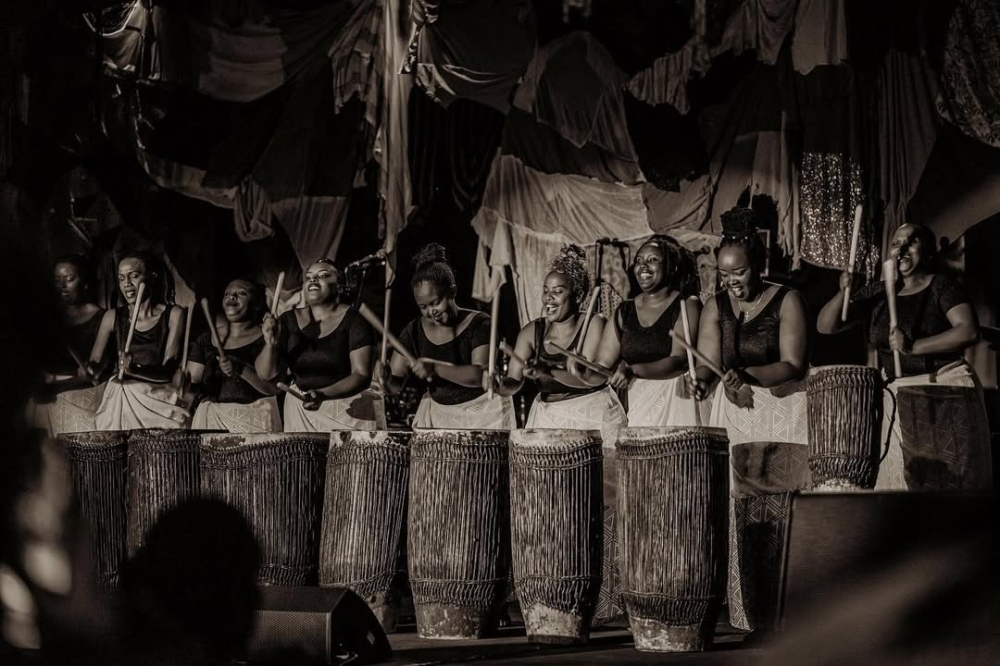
[
  {"x1": 199, "y1": 432, "x2": 328, "y2": 586},
  {"x1": 407, "y1": 429, "x2": 511, "y2": 640},
  {"x1": 509, "y1": 429, "x2": 603, "y2": 644},
  {"x1": 319, "y1": 430, "x2": 411, "y2": 632},
  {"x1": 616, "y1": 426, "x2": 730, "y2": 652}
]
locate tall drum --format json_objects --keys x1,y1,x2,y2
[
  {"x1": 408, "y1": 429, "x2": 510, "y2": 639},
  {"x1": 200, "y1": 433, "x2": 328, "y2": 586},
  {"x1": 806, "y1": 365, "x2": 883, "y2": 491},
  {"x1": 509, "y1": 429, "x2": 603, "y2": 644},
  {"x1": 320, "y1": 430, "x2": 411, "y2": 632},
  {"x1": 617, "y1": 426, "x2": 729, "y2": 652},
  {"x1": 127, "y1": 429, "x2": 218, "y2": 556},
  {"x1": 58, "y1": 431, "x2": 129, "y2": 589}
]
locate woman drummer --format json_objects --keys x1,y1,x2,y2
[
  {"x1": 376, "y1": 244, "x2": 513, "y2": 429},
  {"x1": 187, "y1": 279, "x2": 281, "y2": 432},
  {"x1": 255, "y1": 259, "x2": 381, "y2": 431},
  {"x1": 817, "y1": 222, "x2": 989, "y2": 490},
  {"x1": 686, "y1": 206, "x2": 810, "y2": 633},
  {"x1": 34, "y1": 254, "x2": 107, "y2": 434},
  {"x1": 571, "y1": 235, "x2": 704, "y2": 426},
  {"x1": 90, "y1": 251, "x2": 190, "y2": 430}
]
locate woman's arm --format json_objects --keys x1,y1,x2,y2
[
  {"x1": 817, "y1": 272, "x2": 863, "y2": 335},
  {"x1": 87, "y1": 309, "x2": 117, "y2": 373},
  {"x1": 552, "y1": 315, "x2": 606, "y2": 388},
  {"x1": 631, "y1": 298, "x2": 701, "y2": 381},
  {"x1": 433, "y1": 345, "x2": 489, "y2": 387},
  {"x1": 312, "y1": 345, "x2": 373, "y2": 401},
  {"x1": 255, "y1": 313, "x2": 285, "y2": 381},
  {"x1": 574, "y1": 314, "x2": 621, "y2": 388},
  {"x1": 492, "y1": 322, "x2": 534, "y2": 397},
  {"x1": 742, "y1": 290, "x2": 809, "y2": 388},
  {"x1": 898, "y1": 302, "x2": 980, "y2": 356},
  {"x1": 691, "y1": 296, "x2": 722, "y2": 395},
  {"x1": 378, "y1": 348, "x2": 412, "y2": 396}
]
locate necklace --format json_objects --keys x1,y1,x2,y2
[{"x1": 736, "y1": 289, "x2": 766, "y2": 319}]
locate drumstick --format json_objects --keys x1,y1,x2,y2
[
  {"x1": 358, "y1": 303, "x2": 415, "y2": 365},
  {"x1": 668, "y1": 330, "x2": 725, "y2": 379},
  {"x1": 842, "y1": 204, "x2": 864, "y2": 322},
  {"x1": 487, "y1": 287, "x2": 500, "y2": 400},
  {"x1": 199, "y1": 298, "x2": 227, "y2": 362},
  {"x1": 118, "y1": 282, "x2": 146, "y2": 380},
  {"x1": 276, "y1": 381, "x2": 310, "y2": 402},
  {"x1": 883, "y1": 259, "x2": 903, "y2": 378},
  {"x1": 178, "y1": 303, "x2": 194, "y2": 398},
  {"x1": 679, "y1": 297, "x2": 702, "y2": 425},
  {"x1": 380, "y1": 290, "x2": 392, "y2": 366},
  {"x1": 271, "y1": 271, "x2": 285, "y2": 315},
  {"x1": 417, "y1": 357, "x2": 456, "y2": 368},
  {"x1": 575, "y1": 285, "x2": 601, "y2": 354},
  {"x1": 500, "y1": 340, "x2": 527, "y2": 368},
  {"x1": 548, "y1": 342, "x2": 612, "y2": 379}
]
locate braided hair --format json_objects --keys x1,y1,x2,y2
[
  {"x1": 548, "y1": 244, "x2": 591, "y2": 306},
  {"x1": 635, "y1": 235, "x2": 699, "y2": 298},
  {"x1": 411, "y1": 243, "x2": 457, "y2": 296},
  {"x1": 718, "y1": 206, "x2": 767, "y2": 272},
  {"x1": 118, "y1": 250, "x2": 175, "y2": 306}
]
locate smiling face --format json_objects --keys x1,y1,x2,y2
[
  {"x1": 716, "y1": 245, "x2": 759, "y2": 302},
  {"x1": 890, "y1": 224, "x2": 927, "y2": 278},
  {"x1": 221, "y1": 279, "x2": 256, "y2": 323},
  {"x1": 634, "y1": 242, "x2": 668, "y2": 293},
  {"x1": 541, "y1": 272, "x2": 578, "y2": 322},
  {"x1": 303, "y1": 262, "x2": 339, "y2": 305},
  {"x1": 118, "y1": 257, "x2": 149, "y2": 305},
  {"x1": 54, "y1": 262, "x2": 86, "y2": 305},
  {"x1": 413, "y1": 280, "x2": 456, "y2": 327}
]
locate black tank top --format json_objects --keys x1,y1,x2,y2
[
  {"x1": 614, "y1": 298, "x2": 680, "y2": 365},
  {"x1": 47, "y1": 311, "x2": 104, "y2": 376},
  {"x1": 718, "y1": 287, "x2": 788, "y2": 370},
  {"x1": 115, "y1": 305, "x2": 173, "y2": 368},
  {"x1": 533, "y1": 318, "x2": 602, "y2": 402}
]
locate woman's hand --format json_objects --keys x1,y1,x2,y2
[
  {"x1": 218, "y1": 355, "x2": 235, "y2": 377},
  {"x1": 374, "y1": 360, "x2": 392, "y2": 392},
  {"x1": 839, "y1": 270, "x2": 853, "y2": 292},
  {"x1": 482, "y1": 371, "x2": 502, "y2": 393},
  {"x1": 302, "y1": 390, "x2": 324, "y2": 411},
  {"x1": 410, "y1": 358, "x2": 435, "y2": 382},
  {"x1": 721, "y1": 368, "x2": 745, "y2": 393},
  {"x1": 609, "y1": 361, "x2": 634, "y2": 391},
  {"x1": 685, "y1": 374, "x2": 711, "y2": 401},
  {"x1": 261, "y1": 313, "x2": 280, "y2": 346},
  {"x1": 889, "y1": 327, "x2": 913, "y2": 354},
  {"x1": 118, "y1": 351, "x2": 133, "y2": 377}
]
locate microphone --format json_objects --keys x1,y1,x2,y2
[
  {"x1": 596, "y1": 237, "x2": 628, "y2": 247},
  {"x1": 345, "y1": 249, "x2": 387, "y2": 271}
]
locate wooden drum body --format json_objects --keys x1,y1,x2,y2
[
  {"x1": 616, "y1": 426, "x2": 729, "y2": 653},
  {"x1": 408, "y1": 429, "x2": 511, "y2": 639},
  {"x1": 127, "y1": 429, "x2": 218, "y2": 556},
  {"x1": 806, "y1": 365, "x2": 883, "y2": 491},
  {"x1": 509, "y1": 429, "x2": 603, "y2": 644},
  {"x1": 58, "y1": 430, "x2": 129, "y2": 589},
  {"x1": 200, "y1": 433, "x2": 328, "y2": 586},
  {"x1": 320, "y1": 430, "x2": 411, "y2": 632}
]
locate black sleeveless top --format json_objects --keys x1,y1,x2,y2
[
  {"x1": 115, "y1": 304, "x2": 174, "y2": 370},
  {"x1": 533, "y1": 318, "x2": 602, "y2": 402},
  {"x1": 614, "y1": 298, "x2": 680, "y2": 365},
  {"x1": 47, "y1": 311, "x2": 104, "y2": 376},
  {"x1": 280, "y1": 307, "x2": 375, "y2": 392},
  {"x1": 718, "y1": 287, "x2": 788, "y2": 370},
  {"x1": 189, "y1": 331, "x2": 267, "y2": 404},
  {"x1": 398, "y1": 312, "x2": 491, "y2": 406}
]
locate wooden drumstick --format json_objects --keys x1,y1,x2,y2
[
  {"x1": 271, "y1": 271, "x2": 285, "y2": 316},
  {"x1": 883, "y1": 259, "x2": 903, "y2": 378},
  {"x1": 200, "y1": 297, "x2": 227, "y2": 362},
  {"x1": 487, "y1": 286, "x2": 500, "y2": 400},
  {"x1": 178, "y1": 303, "x2": 194, "y2": 398},
  {"x1": 380, "y1": 290, "x2": 392, "y2": 366},
  {"x1": 118, "y1": 282, "x2": 146, "y2": 380},
  {"x1": 358, "y1": 303, "x2": 415, "y2": 365},
  {"x1": 276, "y1": 381, "x2": 310, "y2": 402},
  {"x1": 500, "y1": 340, "x2": 527, "y2": 368},
  {"x1": 548, "y1": 342, "x2": 613, "y2": 379},
  {"x1": 679, "y1": 297, "x2": 702, "y2": 425},
  {"x1": 575, "y1": 285, "x2": 601, "y2": 354},
  {"x1": 668, "y1": 330, "x2": 725, "y2": 379},
  {"x1": 842, "y1": 204, "x2": 864, "y2": 322}
]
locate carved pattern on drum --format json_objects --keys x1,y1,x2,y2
[
  {"x1": 408, "y1": 429, "x2": 511, "y2": 640},
  {"x1": 200, "y1": 433, "x2": 328, "y2": 586},
  {"x1": 320, "y1": 431, "x2": 411, "y2": 632},
  {"x1": 127, "y1": 430, "x2": 215, "y2": 556},
  {"x1": 806, "y1": 366, "x2": 883, "y2": 491},
  {"x1": 616, "y1": 427, "x2": 730, "y2": 652},
  {"x1": 59, "y1": 431, "x2": 129, "y2": 589},
  {"x1": 509, "y1": 429, "x2": 603, "y2": 644}
]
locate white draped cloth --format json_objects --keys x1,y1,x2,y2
[
  {"x1": 412, "y1": 392, "x2": 514, "y2": 430},
  {"x1": 282, "y1": 387, "x2": 386, "y2": 432},
  {"x1": 95, "y1": 379, "x2": 191, "y2": 431},
  {"x1": 626, "y1": 376, "x2": 709, "y2": 428},
  {"x1": 192, "y1": 396, "x2": 282, "y2": 433},
  {"x1": 31, "y1": 384, "x2": 106, "y2": 436}
]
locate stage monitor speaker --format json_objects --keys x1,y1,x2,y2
[
  {"x1": 243, "y1": 586, "x2": 392, "y2": 665},
  {"x1": 778, "y1": 491, "x2": 997, "y2": 633}
]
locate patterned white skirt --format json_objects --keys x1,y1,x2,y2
[
  {"x1": 413, "y1": 392, "x2": 514, "y2": 430},
  {"x1": 95, "y1": 379, "x2": 191, "y2": 431},
  {"x1": 282, "y1": 388, "x2": 386, "y2": 432},
  {"x1": 192, "y1": 396, "x2": 282, "y2": 433},
  {"x1": 627, "y1": 376, "x2": 710, "y2": 427},
  {"x1": 31, "y1": 384, "x2": 106, "y2": 435}
]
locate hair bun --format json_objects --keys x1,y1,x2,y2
[
  {"x1": 560, "y1": 244, "x2": 587, "y2": 262},
  {"x1": 720, "y1": 206, "x2": 760, "y2": 241},
  {"x1": 412, "y1": 243, "x2": 448, "y2": 270}
]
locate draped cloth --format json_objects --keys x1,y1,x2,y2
[
  {"x1": 282, "y1": 388, "x2": 386, "y2": 432},
  {"x1": 191, "y1": 396, "x2": 282, "y2": 433},
  {"x1": 876, "y1": 361, "x2": 992, "y2": 492},
  {"x1": 626, "y1": 377, "x2": 707, "y2": 428},
  {"x1": 95, "y1": 380, "x2": 191, "y2": 431},
  {"x1": 412, "y1": 392, "x2": 514, "y2": 430},
  {"x1": 30, "y1": 385, "x2": 107, "y2": 436}
]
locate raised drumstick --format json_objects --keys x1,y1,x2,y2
[
  {"x1": 178, "y1": 303, "x2": 194, "y2": 398},
  {"x1": 883, "y1": 259, "x2": 903, "y2": 378},
  {"x1": 271, "y1": 271, "x2": 285, "y2": 316},
  {"x1": 668, "y1": 330, "x2": 725, "y2": 379},
  {"x1": 548, "y1": 342, "x2": 612, "y2": 379},
  {"x1": 358, "y1": 303, "x2": 415, "y2": 365},
  {"x1": 200, "y1": 298, "x2": 227, "y2": 362},
  {"x1": 575, "y1": 285, "x2": 601, "y2": 354},
  {"x1": 500, "y1": 340, "x2": 527, "y2": 368},
  {"x1": 679, "y1": 297, "x2": 702, "y2": 425},
  {"x1": 118, "y1": 282, "x2": 146, "y2": 380},
  {"x1": 842, "y1": 204, "x2": 864, "y2": 322},
  {"x1": 487, "y1": 286, "x2": 500, "y2": 399},
  {"x1": 276, "y1": 381, "x2": 310, "y2": 402}
]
